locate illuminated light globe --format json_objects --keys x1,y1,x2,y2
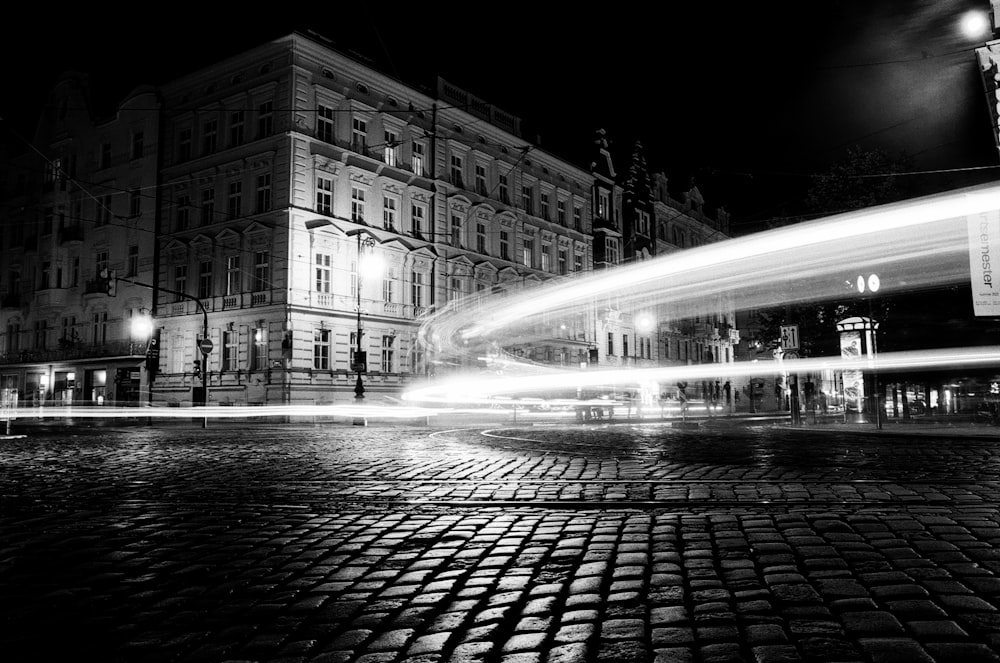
[
  {"x1": 961, "y1": 10, "x2": 990, "y2": 39},
  {"x1": 635, "y1": 312, "x2": 656, "y2": 334},
  {"x1": 131, "y1": 314, "x2": 153, "y2": 339}
]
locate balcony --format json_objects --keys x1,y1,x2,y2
[
  {"x1": 36, "y1": 289, "x2": 69, "y2": 308},
  {"x1": 58, "y1": 225, "x2": 85, "y2": 244}
]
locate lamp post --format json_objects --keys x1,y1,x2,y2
[{"x1": 352, "y1": 233, "x2": 379, "y2": 401}]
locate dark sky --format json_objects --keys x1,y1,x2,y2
[{"x1": 3, "y1": 1, "x2": 999, "y2": 229}]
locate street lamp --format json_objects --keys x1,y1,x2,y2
[
  {"x1": 130, "y1": 311, "x2": 155, "y2": 409},
  {"x1": 352, "y1": 232, "x2": 382, "y2": 401}
]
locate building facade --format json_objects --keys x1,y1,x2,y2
[
  {"x1": 1, "y1": 32, "x2": 741, "y2": 409},
  {"x1": 0, "y1": 73, "x2": 160, "y2": 407},
  {"x1": 145, "y1": 33, "x2": 595, "y2": 405}
]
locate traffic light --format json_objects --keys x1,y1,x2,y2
[
  {"x1": 98, "y1": 268, "x2": 117, "y2": 296},
  {"x1": 193, "y1": 359, "x2": 201, "y2": 378}
]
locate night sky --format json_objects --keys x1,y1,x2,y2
[{"x1": 3, "y1": 1, "x2": 999, "y2": 229}]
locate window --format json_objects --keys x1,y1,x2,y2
[
  {"x1": 381, "y1": 335, "x2": 394, "y2": 372},
  {"x1": 318, "y1": 105, "x2": 335, "y2": 143},
  {"x1": 61, "y1": 316, "x2": 76, "y2": 345},
  {"x1": 411, "y1": 203, "x2": 425, "y2": 237},
  {"x1": 411, "y1": 271, "x2": 424, "y2": 307},
  {"x1": 222, "y1": 329, "x2": 237, "y2": 371},
  {"x1": 541, "y1": 243, "x2": 551, "y2": 272},
  {"x1": 202, "y1": 119, "x2": 218, "y2": 154},
  {"x1": 176, "y1": 194, "x2": 190, "y2": 231},
  {"x1": 257, "y1": 101, "x2": 273, "y2": 137},
  {"x1": 350, "y1": 261, "x2": 358, "y2": 299},
  {"x1": 450, "y1": 277, "x2": 463, "y2": 301},
  {"x1": 573, "y1": 206, "x2": 582, "y2": 231},
  {"x1": 34, "y1": 320, "x2": 48, "y2": 349},
  {"x1": 127, "y1": 245, "x2": 139, "y2": 277},
  {"x1": 522, "y1": 238, "x2": 534, "y2": 268},
  {"x1": 96, "y1": 194, "x2": 112, "y2": 226},
  {"x1": 256, "y1": 174, "x2": 271, "y2": 212},
  {"x1": 315, "y1": 253, "x2": 331, "y2": 292},
  {"x1": 100, "y1": 142, "x2": 112, "y2": 169},
  {"x1": 226, "y1": 255, "x2": 241, "y2": 295},
  {"x1": 623, "y1": 334, "x2": 629, "y2": 357},
  {"x1": 201, "y1": 189, "x2": 215, "y2": 226},
  {"x1": 637, "y1": 210, "x2": 650, "y2": 235},
  {"x1": 6, "y1": 323, "x2": 20, "y2": 352},
  {"x1": 230, "y1": 110, "x2": 245, "y2": 145},
  {"x1": 382, "y1": 268, "x2": 395, "y2": 302},
  {"x1": 198, "y1": 260, "x2": 213, "y2": 299},
  {"x1": 130, "y1": 188, "x2": 141, "y2": 217},
  {"x1": 558, "y1": 249, "x2": 567, "y2": 275},
  {"x1": 131, "y1": 132, "x2": 144, "y2": 159},
  {"x1": 351, "y1": 186, "x2": 365, "y2": 222},
  {"x1": 574, "y1": 253, "x2": 583, "y2": 272},
  {"x1": 173, "y1": 265, "x2": 187, "y2": 302},
  {"x1": 40, "y1": 261, "x2": 52, "y2": 289},
  {"x1": 227, "y1": 181, "x2": 242, "y2": 218},
  {"x1": 313, "y1": 329, "x2": 331, "y2": 370},
  {"x1": 476, "y1": 223, "x2": 487, "y2": 254},
  {"x1": 71, "y1": 258, "x2": 79, "y2": 287},
  {"x1": 351, "y1": 117, "x2": 367, "y2": 152},
  {"x1": 500, "y1": 231, "x2": 510, "y2": 260},
  {"x1": 605, "y1": 238, "x2": 619, "y2": 265},
  {"x1": 451, "y1": 215, "x2": 462, "y2": 246},
  {"x1": 44, "y1": 161, "x2": 58, "y2": 191},
  {"x1": 475, "y1": 164, "x2": 487, "y2": 195},
  {"x1": 450, "y1": 154, "x2": 464, "y2": 188},
  {"x1": 316, "y1": 176, "x2": 333, "y2": 214},
  {"x1": 383, "y1": 129, "x2": 399, "y2": 166},
  {"x1": 250, "y1": 326, "x2": 267, "y2": 370},
  {"x1": 349, "y1": 331, "x2": 359, "y2": 367},
  {"x1": 412, "y1": 141, "x2": 425, "y2": 175},
  {"x1": 540, "y1": 192, "x2": 550, "y2": 220},
  {"x1": 96, "y1": 251, "x2": 109, "y2": 278},
  {"x1": 607, "y1": 332, "x2": 614, "y2": 356},
  {"x1": 499, "y1": 174, "x2": 509, "y2": 204},
  {"x1": 252, "y1": 251, "x2": 269, "y2": 291},
  {"x1": 43, "y1": 207, "x2": 54, "y2": 235},
  {"x1": 557, "y1": 200, "x2": 567, "y2": 225},
  {"x1": 598, "y1": 190, "x2": 610, "y2": 219},
  {"x1": 91, "y1": 311, "x2": 108, "y2": 343},
  {"x1": 521, "y1": 186, "x2": 534, "y2": 215},
  {"x1": 383, "y1": 196, "x2": 397, "y2": 230},
  {"x1": 178, "y1": 128, "x2": 192, "y2": 161}
]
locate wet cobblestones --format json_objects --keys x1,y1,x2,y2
[{"x1": 1, "y1": 422, "x2": 1000, "y2": 661}]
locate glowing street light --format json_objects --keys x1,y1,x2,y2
[{"x1": 961, "y1": 10, "x2": 991, "y2": 40}]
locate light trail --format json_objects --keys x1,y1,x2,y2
[
  {"x1": 4, "y1": 404, "x2": 451, "y2": 420},
  {"x1": 402, "y1": 347, "x2": 1000, "y2": 404},
  {"x1": 403, "y1": 182, "x2": 1000, "y2": 407}
]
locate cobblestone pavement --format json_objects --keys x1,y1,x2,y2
[{"x1": 2, "y1": 420, "x2": 1000, "y2": 662}]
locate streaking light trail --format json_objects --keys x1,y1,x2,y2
[{"x1": 405, "y1": 182, "x2": 1000, "y2": 407}]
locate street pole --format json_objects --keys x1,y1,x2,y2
[
  {"x1": 868, "y1": 296, "x2": 881, "y2": 430},
  {"x1": 355, "y1": 232, "x2": 366, "y2": 402}
]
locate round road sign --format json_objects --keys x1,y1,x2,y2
[{"x1": 198, "y1": 338, "x2": 214, "y2": 355}]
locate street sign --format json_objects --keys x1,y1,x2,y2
[
  {"x1": 780, "y1": 325, "x2": 800, "y2": 350},
  {"x1": 782, "y1": 350, "x2": 799, "y2": 359},
  {"x1": 198, "y1": 338, "x2": 214, "y2": 355}
]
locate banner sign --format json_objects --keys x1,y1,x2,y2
[{"x1": 968, "y1": 209, "x2": 1000, "y2": 316}]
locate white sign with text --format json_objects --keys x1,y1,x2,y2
[{"x1": 969, "y1": 209, "x2": 1000, "y2": 316}]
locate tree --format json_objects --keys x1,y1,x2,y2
[{"x1": 754, "y1": 146, "x2": 911, "y2": 355}]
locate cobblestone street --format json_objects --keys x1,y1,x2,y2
[{"x1": 2, "y1": 420, "x2": 1000, "y2": 662}]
